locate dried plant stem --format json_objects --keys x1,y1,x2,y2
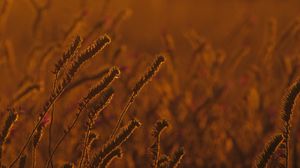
[
  {"x1": 83, "y1": 133, "x2": 97, "y2": 167},
  {"x1": 110, "y1": 55, "x2": 165, "y2": 139},
  {"x1": 48, "y1": 36, "x2": 81, "y2": 167},
  {"x1": 79, "y1": 89, "x2": 114, "y2": 168},
  {"x1": 99, "y1": 148, "x2": 122, "y2": 168},
  {"x1": 167, "y1": 147, "x2": 185, "y2": 168},
  {"x1": 90, "y1": 119, "x2": 141, "y2": 167},
  {"x1": 32, "y1": 124, "x2": 44, "y2": 168},
  {"x1": 48, "y1": 74, "x2": 58, "y2": 168},
  {"x1": 47, "y1": 67, "x2": 118, "y2": 168},
  {"x1": 151, "y1": 120, "x2": 169, "y2": 168},
  {"x1": 46, "y1": 107, "x2": 84, "y2": 168},
  {"x1": 10, "y1": 34, "x2": 111, "y2": 167},
  {"x1": 9, "y1": 84, "x2": 63, "y2": 167},
  {"x1": 53, "y1": 35, "x2": 82, "y2": 75},
  {"x1": 49, "y1": 116, "x2": 84, "y2": 167},
  {"x1": 281, "y1": 78, "x2": 300, "y2": 168},
  {"x1": 79, "y1": 130, "x2": 91, "y2": 168},
  {"x1": 110, "y1": 96, "x2": 133, "y2": 139}
]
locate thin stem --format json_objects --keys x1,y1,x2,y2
[
  {"x1": 48, "y1": 74, "x2": 58, "y2": 168},
  {"x1": 9, "y1": 83, "x2": 66, "y2": 168},
  {"x1": 79, "y1": 129, "x2": 91, "y2": 168},
  {"x1": 46, "y1": 106, "x2": 86, "y2": 168},
  {"x1": 154, "y1": 136, "x2": 160, "y2": 168},
  {"x1": 110, "y1": 95, "x2": 134, "y2": 139}
]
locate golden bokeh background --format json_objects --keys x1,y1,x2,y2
[{"x1": 1, "y1": 0, "x2": 300, "y2": 167}]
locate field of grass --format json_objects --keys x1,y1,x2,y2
[{"x1": 1, "y1": 0, "x2": 300, "y2": 167}]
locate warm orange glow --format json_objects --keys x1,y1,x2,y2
[{"x1": 1, "y1": 0, "x2": 300, "y2": 167}]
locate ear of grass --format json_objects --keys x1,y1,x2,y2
[
  {"x1": 167, "y1": 147, "x2": 185, "y2": 168},
  {"x1": 256, "y1": 134, "x2": 283, "y2": 168},
  {"x1": 82, "y1": 132, "x2": 98, "y2": 167},
  {"x1": 81, "y1": 67, "x2": 120, "y2": 107},
  {"x1": 110, "y1": 55, "x2": 165, "y2": 139},
  {"x1": 48, "y1": 36, "x2": 82, "y2": 167},
  {"x1": 49, "y1": 36, "x2": 82, "y2": 162},
  {"x1": 87, "y1": 88, "x2": 114, "y2": 129},
  {"x1": 79, "y1": 88, "x2": 114, "y2": 168},
  {"x1": 281, "y1": 79, "x2": 300, "y2": 168},
  {"x1": 47, "y1": 66, "x2": 118, "y2": 168},
  {"x1": 90, "y1": 119, "x2": 141, "y2": 167},
  {"x1": 282, "y1": 79, "x2": 300, "y2": 122},
  {"x1": 151, "y1": 120, "x2": 169, "y2": 168},
  {"x1": 99, "y1": 148, "x2": 122, "y2": 168},
  {"x1": 10, "y1": 34, "x2": 111, "y2": 168},
  {"x1": 0, "y1": 108, "x2": 18, "y2": 167},
  {"x1": 62, "y1": 34, "x2": 111, "y2": 86},
  {"x1": 54, "y1": 35, "x2": 82, "y2": 75}
]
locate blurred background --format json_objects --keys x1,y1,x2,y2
[{"x1": 1, "y1": 0, "x2": 300, "y2": 167}]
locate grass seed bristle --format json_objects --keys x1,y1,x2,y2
[
  {"x1": 99, "y1": 148, "x2": 122, "y2": 168},
  {"x1": 91, "y1": 119, "x2": 141, "y2": 167},
  {"x1": 167, "y1": 147, "x2": 185, "y2": 168},
  {"x1": 256, "y1": 134, "x2": 283, "y2": 168},
  {"x1": 54, "y1": 35, "x2": 82, "y2": 74}
]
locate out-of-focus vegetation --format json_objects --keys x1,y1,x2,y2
[{"x1": 1, "y1": 0, "x2": 300, "y2": 167}]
